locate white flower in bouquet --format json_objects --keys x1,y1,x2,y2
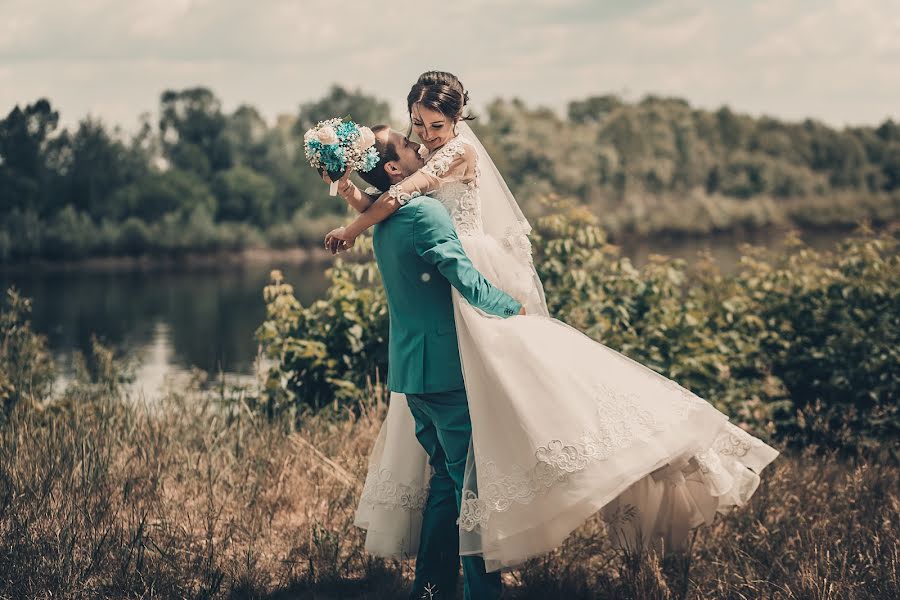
[
  {"x1": 316, "y1": 125, "x2": 338, "y2": 145},
  {"x1": 357, "y1": 126, "x2": 376, "y2": 151}
]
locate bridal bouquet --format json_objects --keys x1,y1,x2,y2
[{"x1": 303, "y1": 118, "x2": 379, "y2": 195}]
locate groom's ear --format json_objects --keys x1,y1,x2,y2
[{"x1": 384, "y1": 161, "x2": 402, "y2": 176}]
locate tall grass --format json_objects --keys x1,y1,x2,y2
[{"x1": 1, "y1": 358, "x2": 896, "y2": 599}]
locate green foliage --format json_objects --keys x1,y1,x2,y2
[
  {"x1": 740, "y1": 230, "x2": 900, "y2": 447},
  {"x1": 212, "y1": 165, "x2": 276, "y2": 225},
  {"x1": 265, "y1": 206, "x2": 346, "y2": 248},
  {"x1": 42, "y1": 204, "x2": 102, "y2": 259},
  {"x1": 533, "y1": 202, "x2": 898, "y2": 448},
  {"x1": 116, "y1": 168, "x2": 216, "y2": 222},
  {"x1": 0, "y1": 99, "x2": 59, "y2": 215},
  {"x1": 256, "y1": 243, "x2": 388, "y2": 418},
  {"x1": 0, "y1": 288, "x2": 55, "y2": 416},
  {"x1": 159, "y1": 87, "x2": 232, "y2": 177},
  {"x1": 294, "y1": 85, "x2": 391, "y2": 135},
  {"x1": 58, "y1": 117, "x2": 146, "y2": 220},
  {"x1": 532, "y1": 199, "x2": 783, "y2": 425},
  {"x1": 258, "y1": 200, "x2": 898, "y2": 449},
  {"x1": 2, "y1": 89, "x2": 899, "y2": 263}
]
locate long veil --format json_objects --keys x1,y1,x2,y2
[{"x1": 457, "y1": 121, "x2": 549, "y2": 317}]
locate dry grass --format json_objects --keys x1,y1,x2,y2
[{"x1": 1, "y1": 375, "x2": 897, "y2": 599}]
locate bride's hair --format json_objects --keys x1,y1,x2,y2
[{"x1": 407, "y1": 70, "x2": 475, "y2": 127}]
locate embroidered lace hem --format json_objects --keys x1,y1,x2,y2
[
  {"x1": 457, "y1": 381, "x2": 726, "y2": 531},
  {"x1": 359, "y1": 467, "x2": 428, "y2": 511}
]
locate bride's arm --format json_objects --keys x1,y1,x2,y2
[
  {"x1": 335, "y1": 143, "x2": 476, "y2": 243},
  {"x1": 335, "y1": 168, "x2": 442, "y2": 241},
  {"x1": 323, "y1": 172, "x2": 374, "y2": 213}
]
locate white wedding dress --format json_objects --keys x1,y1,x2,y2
[{"x1": 353, "y1": 124, "x2": 778, "y2": 572}]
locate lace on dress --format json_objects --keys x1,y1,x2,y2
[{"x1": 387, "y1": 136, "x2": 484, "y2": 237}]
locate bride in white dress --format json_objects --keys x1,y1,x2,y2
[{"x1": 331, "y1": 71, "x2": 778, "y2": 572}]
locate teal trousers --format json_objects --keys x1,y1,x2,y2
[{"x1": 405, "y1": 389, "x2": 502, "y2": 600}]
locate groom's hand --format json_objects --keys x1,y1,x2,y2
[
  {"x1": 519, "y1": 305, "x2": 527, "y2": 315},
  {"x1": 324, "y1": 227, "x2": 356, "y2": 254}
]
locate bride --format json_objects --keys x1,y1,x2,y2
[{"x1": 324, "y1": 71, "x2": 778, "y2": 572}]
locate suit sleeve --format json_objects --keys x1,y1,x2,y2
[{"x1": 413, "y1": 201, "x2": 522, "y2": 318}]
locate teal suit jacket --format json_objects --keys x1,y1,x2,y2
[{"x1": 372, "y1": 196, "x2": 522, "y2": 394}]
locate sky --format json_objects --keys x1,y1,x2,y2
[{"x1": 1, "y1": 0, "x2": 898, "y2": 132}]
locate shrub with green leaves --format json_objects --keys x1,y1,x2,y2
[
  {"x1": 1, "y1": 288, "x2": 55, "y2": 417},
  {"x1": 257, "y1": 199, "x2": 899, "y2": 448},
  {"x1": 256, "y1": 238, "x2": 388, "y2": 419}
]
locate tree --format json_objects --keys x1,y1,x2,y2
[
  {"x1": 212, "y1": 165, "x2": 276, "y2": 225},
  {"x1": 716, "y1": 106, "x2": 747, "y2": 151},
  {"x1": 567, "y1": 95, "x2": 622, "y2": 124},
  {"x1": 59, "y1": 118, "x2": 145, "y2": 220},
  {"x1": 114, "y1": 169, "x2": 215, "y2": 222},
  {"x1": 0, "y1": 99, "x2": 60, "y2": 215},
  {"x1": 882, "y1": 143, "x2": 900, "y2": 191},
  {"x1": 159, "y1": 88, "x2": 232, "y2": 178},
  {"x1": 226, "y1": 105, "x2": 271, "y2": 173},
  {"x1": 294, "y1": 85, "x2": 390, "y2": 135}
]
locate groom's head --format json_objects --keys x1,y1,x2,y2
[{"x1": 358, "y1": 125, "x2": 424, "y2": 193}]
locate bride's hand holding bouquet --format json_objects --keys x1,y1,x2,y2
[{"x1": 303, "y1": 118, "x2": 378, "y2": 196}]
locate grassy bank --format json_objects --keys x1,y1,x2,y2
[
  {"x1": 1, "y1": 358, "x2": 897, "y2": 598},
  {"x1": 3, "y1": 209, "x2": 898, "y2": 597},
  {"x1": 0, "y1": 245, "x2": 334, "y2": 275}
]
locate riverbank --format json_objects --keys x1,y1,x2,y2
[
  {"x1": 3, "y1": 218, "x2": 896, "y2": 275},
  {"x1": 0, "y1": 245, "x2": 339, "y2": 274}
]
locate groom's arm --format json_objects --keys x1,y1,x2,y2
[{"x1": 413, "y1": 200, "x2": 522, "y2": 318}]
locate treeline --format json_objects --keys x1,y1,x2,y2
[
  {"x1": 2, "y1": 87, "x2": 899, "y2": 262},
  {"x1": 477, "y1": 96, "x2": 900, "y2": 234},
  {"x1": 0, "y1": 87, "x2": 390, "y2": 262}
]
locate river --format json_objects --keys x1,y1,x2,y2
[{"x1": 0, "y1": 228, "x2": 851, "y2": 399}]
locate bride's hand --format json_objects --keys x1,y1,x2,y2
[{"x1": 322, "y1": 170, "x2": 355, "y2": 198}]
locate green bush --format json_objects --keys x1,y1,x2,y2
[
  {"x1": 743, "y1": 230, "x2": 900, "y2": 447},
  {"x1": 116, "y1": 216, "x2": 151, "y2": 256},
  {"x1": 1, "y1": 288, "x2": 55, "y2": 417},
  {"x1": 533, "y1": 202, "x2": 898, "y2": 448},
  {"x1": 257, "y1": 200, "x2": 899, "y2": 448},
  {"x1": 41, "y1": 205, "x2": 99, "y2": 260},
  {"x1": 256, "y1": 241, "x2": 388, "y2": 418}
]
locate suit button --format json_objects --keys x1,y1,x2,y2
[{"x1": 421, "y1": 273, "x2": 431, "y2": 282}]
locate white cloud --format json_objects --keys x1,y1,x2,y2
[{"x1": 0, "y1": 0, "x2": 896, "y2": 130}]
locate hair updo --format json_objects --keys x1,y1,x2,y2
[{"x1": 407, "y1": 70, "x2": 475, "y2": 123}]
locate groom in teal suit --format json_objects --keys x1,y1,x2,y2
[{"x1": 327, "y1": 127, "x2": 522, "y2": 599}]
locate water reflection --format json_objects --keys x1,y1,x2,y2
[
  {"x1": 1, "y1": 260, "x2": 330, "y2": 398},
  {"x1": 619, "y1": 227, "x2": 847, "y2": 272}
]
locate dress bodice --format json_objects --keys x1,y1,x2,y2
[
  {"x1": 388, "y1": 135, "x2": 485, "y2": 238},
  {"x1": 422, "y1": 136, "x2": 484, "y2": 238}
]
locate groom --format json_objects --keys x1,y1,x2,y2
[{"x1": 327, "y1": 126, "x2": 523, "y2": 599}]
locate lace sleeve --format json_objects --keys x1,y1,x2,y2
[{"x1": 387, "y1": 138, "x2": 476, "y2": 205}]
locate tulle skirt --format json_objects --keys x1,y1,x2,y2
[{"x1": 353, "y1": 233, "x2": 778, "y2": 571}]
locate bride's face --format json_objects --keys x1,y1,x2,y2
[{"x1": 410, "y1": 103, "x2": 456, "y2": 153}]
